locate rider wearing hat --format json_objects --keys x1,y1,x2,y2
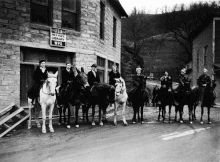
[
  {"x1": 88, "y1": 63, "x2": 100, "y2": 87},
  {"x1": 108, "y1": 63, "x2": 120, "y2": 86},
  {"x1": 160, "y1": 71, "x2": 173, "y2": 92},
  {"x1": 176, "y1": 68, "x2": 190, "y2": 94},
  {"x1": 28, "y1": 59, "x2": 48, "y2": 103},
  {"x1": 197, "y1": 68, "x2": 211, "y2": 87}
]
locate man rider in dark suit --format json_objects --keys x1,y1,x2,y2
[
  {"x1": 59, "y1": 63, "x2": 76, "y2": 98},
  {"x1": 88, "y1": 63, "x2": 100, "y2": 87},
  {"x1": 108, "y1": 63, "x2": 120, "y2": 86}
]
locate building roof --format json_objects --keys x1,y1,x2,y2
[
  {"x1": 192, "y1": 12, "x2": 220, "y2": 39},
  {"x1": 109, "y1": 0, "x2": 128, "y2": 18}
]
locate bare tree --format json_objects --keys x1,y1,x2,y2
[{"x1": 161, "y1": 1, "x2": 220, "y2": 61}]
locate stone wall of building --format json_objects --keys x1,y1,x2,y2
[
  {"x1": 0, "y1": 0, "x2": 123, "y2": 109},
  {"x1": 192, "y1": 21, "x2": 213, "y2": 86}
]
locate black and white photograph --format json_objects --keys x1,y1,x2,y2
[{"x1": 0, "y1": 0, "x2": 220, "y2": 161}]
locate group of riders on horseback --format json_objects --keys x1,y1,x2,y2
[{"x1": 27, "y1": 59, "x2": 217, "y2": 128}]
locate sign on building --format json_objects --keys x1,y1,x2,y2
[{"x1": 50, "y1": 28, "x2": 66, "y2": 48}]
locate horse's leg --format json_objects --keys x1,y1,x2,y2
[
  {"x1": 200, "y1": 105, "x2": 204, "y2": 124},
  {"x1": 58, "y1": 105, "x2": 63, "y2": 125},
  {"x1": 162, "y1": 105, "x2": 165, "y2": 123},
  {"x1": 138, "y1": 106, "x2": 141, "y2": 122},
  {"x1": 114, "y1": 103, "x2": 118, "y2": 126},
  {"x1": 99, "y1": 104, "x2": 103, "y2": 126},
  {"x1": 34, "y1": 101, "x2": 41, "y2": 128},
  {"x1": 102, "y1": 104, "x2": 108, "y2": 123},
  {"x1": 91, "y1": 104, "x2": 96, "y2": 126},
  {"x1": 27, "y1": 99, "x2": 33, "y2": 129},
  {"x1": 63, "y1": 105, "x2": 67, "y2": 125},
  {"x1": 122, "y1": 102, "x2": 128, "y2": 126},
  {"x1": 174, "y1": 105, "x2": 178, "y2": 121},
  {"x1": 75, "y1": 105, "x2": 80, "y2": 128},
  {"x1": 49, "y1": 103, "x2": 55, "y2": 133},
  {"x1": 188, "y1": 105, "x2": 193, "y2": 124},
  {"x1": 158, "y1": 105, "x2": 161, "y2": 121},
  {"x1": 66, "y1": 104, "x2": 71, "y2": 129},
  {"x1": 208, "y1": 106, "x2": 211, "y2": 124},
  {"x1": 141, "y1": 105, "x2": 144, "y2": 124},
  {"x1": 132, "y1": 104, "x2": 136, "y2": 124},
  {"x1": 169, "y1": 104, "x2": 172, "y2": 123},
  {"x1": 41, "y1": 104, "x2": 47, "y2": 133},
  {"x1": 179, "y1": 105, "x2": 183, "y2": 123},
  {"x1": 192, "y1": 104, "x2": 196, "y2": 120},
  {"x1": 86, "y1": 104, "x2": 90, "y2": 123}
]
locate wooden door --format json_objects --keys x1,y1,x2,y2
[{"x1": 20, "y1": 64, "x2": 35, "y2": 107}]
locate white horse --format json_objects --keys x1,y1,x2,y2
[
  {"x1": 28, "y1": 72, "x2": 58, "y2": 133},
  {"x1": 114, "y1": 77, "x2": 128, "y2": 126}
]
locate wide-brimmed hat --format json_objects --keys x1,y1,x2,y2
[
  {"x1": 91, "y1": 64, "x2": 97, "y2": 67},
  {"x1": 39, "y1": 59, "x2": 46, "y2": 64}
]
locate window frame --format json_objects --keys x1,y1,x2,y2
[
  {"x1": 30, "y1": 0, "x2": 52, "y2": 26},
  {"x1": 100, "y1": 1, "x2": 105, "y2": 39},
  {"x1": 113, "y1": 16, "x2": 117, "y2": 47},
  {"x1": 62, "y1": 0, "x2": 80, "y2": 31}
]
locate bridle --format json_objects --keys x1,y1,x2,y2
[
  {"x1": 115, "y1": 80, "x2": 124, "y2": 96},
  {"x1": 41, "y1": 76, "x2": 57, "y2": 96}
]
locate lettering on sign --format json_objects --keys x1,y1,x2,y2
[{"x1": 50, "y1": 28, "x2": 66, "y2": 48}]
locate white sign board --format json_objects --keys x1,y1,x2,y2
[{"x1": 50, "y1": 28, "x2": 66, "y2": 47}]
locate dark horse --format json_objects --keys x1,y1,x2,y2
[
  {"x1": 173, "y1": 80, "x2": 194, "y2": 124},
  {"x1": 192, "y1": 80, "x2": 216, "y2": 124},
  {"x1": 128, "y1": 77, "x2": 151, "y2": 124},
  {"x1": 57, "y1": 68, "x2": 88, "y2": 128},
  {"x1": 83, "y1": 83, "x2": 115, "y2": 126},
  {"x1": 156, "y1": 86, "x2": 174, "y2": 123}
]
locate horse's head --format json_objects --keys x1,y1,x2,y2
[
  {"x1": 76, "y1": 67, "x2": 89, "y2": 89},
  {"x1": 46, "y1": 71, "x2": 58, "y2": 96},
  {"x1": 115, "y1": 77, "x2": 126, "y2": 96}
]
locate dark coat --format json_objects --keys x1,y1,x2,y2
[
  {"x1": 197, "y1": 74, "x2": 211, "y2": 87},
  {"x1": 160, "y1": 75, "x2": 172, "y2": 89},
  {"x1": 108, "y1": 70, "x2": 120, "y2": 86},
  {"x1": 88, "y1": 70, "x2": 100, "y2": 87},
  {"x1": 33, "y1": 67, "x2": 48, "y2": 84},
  {"x1": 62, "y1": 69, "x2": 76, "y2": 86},
  {"x1": 132, "y1": 74, "x2": 146, "y2": 88},
  {"x1": 27, "y1": 67, "x2": 48, "y2": 100}
]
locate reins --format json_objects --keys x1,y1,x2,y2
[{"x1": 41, "y1": 76, "x2": 57, "y2": 96}]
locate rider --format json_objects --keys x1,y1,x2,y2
[
  {"x1": 88, "y1": 63, "x2": 100, "y2": 87},
  {"x1": 60, "y1": 62, "x2": 76, "y2": 97},
  {"x1": 160, "y1": 71, "x2": 172, "y2": 92},
  {"x1": 28, "y1": 59, "x2": 48, "y2": 104},
  {"x1": 128, "y1": 65, "x2": 149, "y2": 100},
  {"x1": 197, "y1": 68, "x2": 214, "y2": 104},
  {"x1": 108, "y1": 63, "x2": 120, "y2": 86},
  {"x1": 175, "y1": 68, "x2": 190, "y2": 94}
]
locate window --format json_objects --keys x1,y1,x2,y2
[
  {"x1": 30, "y1": 0, "x2": 52, "y2": 25},
  {"x1": 62, "y1": 0, "x2": 80, "y2": 31},
  {"x1": 108, "y1": 60, "x2": 114, "y2": 69},
  {"x1": 100, "y1": 1, "x2": 105, "y2": 39},
  {"x1": 203, "y1": 45, "x2": 208, "y2": 66},
  {"x1": 97, "y1": 56, "x2": 105, "y2": 83},
  {"x1": 113, "y1": 17, "x2": 117, "y2": 47},
  {"x1": 197, "y1": 50, "x2": 200, "y2": 72}
]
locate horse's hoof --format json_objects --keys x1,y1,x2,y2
[
  {"x1": 132, "y1": 121, "x2": 136, "y2": 124},
  {"x1": 180, "y1": 120, "x2": 183, "y2": 124},
  {"x1": 28, "y1": 124, "x2": 31, "y2": 129},
  {"x1": 114, "y1": 122, "x2": 117, "y2": 126},
  {"x1": 75, "y1": 125, "x2": 79, "y2": 128},
  {"x1": 141, "y1": 121, "x2": 145, "y2": 124},
  {"x1": 92, "y1": 122, "x2": 96, "y2": 126},
  {"x1": 190, "y1": 121, "x2": 193, "y2": 124},
  {"x1": 67, "y1": 125, "x2": 71, "y2": 129},
  {"x1": 124, "y1": 122, "x2": 128, "y2": 126},
  {"x1": 99, "y1": 122, "x2": 103, "y2": 126},
  {"x1": 42, "y1": 129, "x2": 47, "y2": 134},
  {"x1": 37, "y1": 123, "x2": 41, "y2": 128},
  {"x1": 200, "y1": 121, "x2": 203, "y2": 124},
  {"x1": 50, "y1": 128, "x2": 54, "y2": 133},
  {"x1": 208, "y1": 121, "x2": 211, "y2": 124}
]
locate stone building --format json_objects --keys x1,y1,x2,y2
[
  {"x1": 0, "y1": 0, "x2": 127, "y2": 109},
  {"x1": 191, "y1": 14, "x2": 220, "y2": 101}
]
